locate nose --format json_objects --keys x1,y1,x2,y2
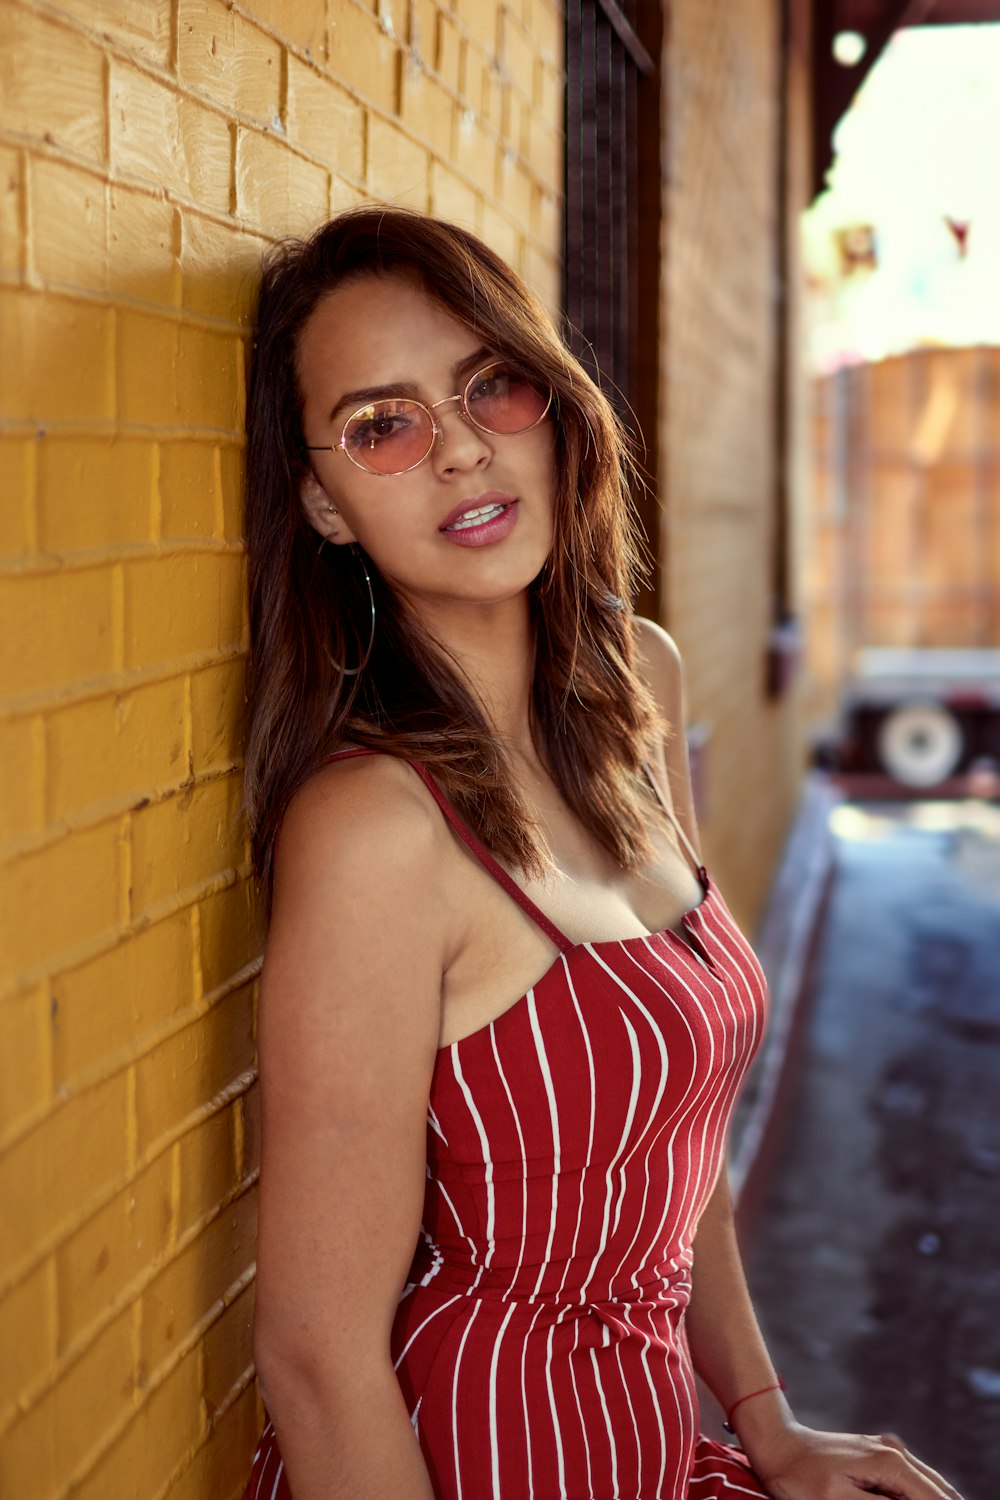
[{"x1": 431, "y1": 399, "x2": 492, "y2": 475}]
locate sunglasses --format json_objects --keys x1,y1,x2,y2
[{"x1": 306, "y1": 360, "x2": 553, "y2": 476}]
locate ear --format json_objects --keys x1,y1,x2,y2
[{"x1": 300, "y1": 470, "x2": 357, "y2": 544}]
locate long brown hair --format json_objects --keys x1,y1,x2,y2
[{"x1": 244, "y1": 205, "x2": 664, "y2": 904}]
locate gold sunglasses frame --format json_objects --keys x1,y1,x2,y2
[{"x1": 305, "y1": 359, "x2": 553, "y2": 477}]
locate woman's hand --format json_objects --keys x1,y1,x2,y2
[{"x1": 744, "y1": 1422, "x2": 965, "y2": 1500}]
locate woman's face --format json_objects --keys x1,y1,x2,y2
[{"x1": 295, "y1": 273, "x2": 556, "y2": 615}]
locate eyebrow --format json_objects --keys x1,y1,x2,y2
[{"x1": 327, "y1": 344, "x2": 495, "y2": 423}]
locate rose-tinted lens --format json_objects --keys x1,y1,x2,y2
[
  {"x1": 465, "y1": 364, "x2": 550, "y2": 434},
  {"x1": 342, "y1": 399, "x2": 433, "y2": 473}
]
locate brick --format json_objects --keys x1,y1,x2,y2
[
  {"x1": 0, "y1": 1258, "x2": 56, "y2": 1427},
  {"x1": 0, "y1": 145, "x2": 25, "y2": 279},
  {"x1": 129, "y1": 773, "x2": 245, "y2": 918},
  {"x1": 436, "y1": 13, "x2": 463, "y2": 91},
  {"x1": 500, "y1": 84, "x2": 526, "y2": 161},
  {"x1": 162, "y1": 322, "x2": 240, "y2": 433},
  {"x1": 242, "y1": 0, "x2": 329, "y2": 60},
  {"x1": 0, "y1": 566, "x2": 115, "y2": 704},
  {"x1": 109, "y1": 187, "x2": 180, "y2": 309},
  {"x1": 366, "y1": 116, "x2": 429, "y2": 209},
  {"x1": 160, "y1": 439, "x2": 221, "y2": 540},
  {"x1": 179, "y1": 211, "x2": 265, "y2": 327},
  {"x1": 197, "y1": 878, "x2": 258, "y2": 996},
  {"x1": 30, "y1": 158, "x2": 108, "y2": 292},
  {"x1": 496, "y1": 151, "x2": 532, "y2": 228},
  {"x1": 532, "y1": 184, "x2": 561, "y2": 249},
  {"x1": 525, "y1": 113, "x2": 561, "y2": 193},
  {"x1": 286, "y1": 56, "x2": 365, "y2": 181},
  {"x1": 63, "y1": 1346, "x2": 202, "y2": 1500},
  {"x1": 37, "y1": 437, "x2": 156, "y2": 553},
  {"x1": 0, "y1": 1307, "x2": 135, "y2": 1497},
  {"x1": 375, "y1": 0, "x2": 400, "y2": 37},
  {"x1": 331, "y1": 174, "x2": 368, "y2": 213},
  {"x1": 141, "y1": 1181, "x2": 256, "y2": 1375},
  {"x1": 179, "y1": 96, "x2": 235, "y2": 216},
  {"x1": 190, "y1": 657, "x2": 246, "y2": 776},
  {"x1": 176, "y1": 1106, "x2": 237, "y2": 1239},
  {"x1": 455, "y1": 0, "x2": 497, "y2": 54},
  {"x1": 536, "y1": 57, "x2": 563, "y2": 131},
  {"x1": 0, "y1": 438, "x2": 35, "y2": 558},
  {"x1": 55, "y1": 1152, "x2": 173, "y2": 1349},
  {"x1": 241, "y1": 1082, "x2": 260, "y2": 1177},
  {"x1": 522, "y1": 241, "x2": 560, "y2": 316},
  {"x1": 430, "y1": 160, "x2": 478, "y2": 228},
  {"x1": 0, "y1": 288, "x2": 115, "y2": 424},
  {"x1": 134, "y1": 985, "x2": 254, "y2": 1157},
  {"x1": 110, "y1": 60, "x2": 181, "y2": 192},
  {"x1": 479, "y1": 201, "x2": 519, "y2": 267},
  {"x1": 123, "y1": 551, "x2": 244, "y2": 670},
  {"x1": 0, "y1": 1072, "x2": 128, "y2": 1275},
  {"x1": 0, "y1": 9, "x2": 105, "y2": 164},
  {"x1": 161, "y1": 1374, "x2": 257, "y2": 1500},
  {"x1": 0, "y1": 984, "x2": 49, "y2": 1141},
  {"x1": 178, "y1": 0, "x2": 283, "y2": 125},
  {"x1": 453, "y1": 109, "x2": 496, "y2": 188},
  {"x1": 52, "y1": 910, "x2": 194, "y2": 1086},
  {"x1": 110, "y1": 63, "x2": 233, "y2": 213},
  {"x1": 54, "y1": 0, "x2": 173, "y2": 69},
  {"x1": 409, "y1": 0, "x2": 437, "y2": 60},
  {"x1": 235, "y1": 128, "x2": 330, "y2": 235},
  {"x1": 217, "y1": 444, "x2": 245, "y2": 540},
  {"x1": 47, "y1": 674, "x2": 188, "y2": 824},
  {"x1": 462, "y1": 46, "x2": 496, "y2": 126},
  {"x1": 0, "y1": 819, "x2": 120, "y2": 979},
  {"x1": 399, "y1": 59, "x2": 453, "y2": 159},
  {"x1": 201, "y1": 1279, "x2": 254, "y2": 1416},
  {"x1": 116, "y1": 310, "x2": 178, "y2": 427},
  {"x1": 328, "y1": 3, "x2": 400, "y2": 115},
  {"x1": 0, "y1": 714, "x2": 44, "y2": 844},
  {"x1": 498, "y1": 9, "x2": 537, "y2": 90},
  {"x1": 527, "y1": 0, "x2": 563, "y2": 66}
]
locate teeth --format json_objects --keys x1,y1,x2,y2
[{"x1": 446, "y1": 503, "x2": 507, "y2": 531}]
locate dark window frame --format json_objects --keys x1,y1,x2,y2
[{"x1": 563, "y1": 0, "x2": 663, "y2": 614}]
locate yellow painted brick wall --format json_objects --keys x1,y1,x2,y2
[
  {"x1": 659, "y1": 0, "x2": 810, "y2": 930},
  {"x1": 0, "y1": 1, "x2": 564, "y2": 1495}
]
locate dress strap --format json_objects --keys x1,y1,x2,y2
[
  {"x1": 320, "y1": 749, "x2": 575, "y2": 954},
  {"x1": 641, "y1": 760, "x2": 709, "y2": 888}
]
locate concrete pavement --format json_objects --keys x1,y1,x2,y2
[{"x1": 745, "y1": 797, "x2": 1000, "y2": 1500}]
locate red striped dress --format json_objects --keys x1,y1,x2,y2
[{"x1": 246, "y1": 754, "x2": 773, "y2": 1499}]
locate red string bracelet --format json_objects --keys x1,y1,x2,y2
[{"x1": 722, "y1": 1378, "x2": 786, "y2": 1434}]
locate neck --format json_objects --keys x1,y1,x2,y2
[{"x1": 409, "y1": 593, "x2": 538, "y2": 757}]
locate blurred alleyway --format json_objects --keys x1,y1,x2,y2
[{"x1": 747, "y1": 798, "x2": 1000, "y2": 1500}]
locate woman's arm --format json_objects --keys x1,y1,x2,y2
[
  {"x1": 689, "y1": 1172, "x2": 963, "y2": 1499},
  {"x1": 252, "y1": 757, "x2": 456, "y2": 1500},
  {"x1": 685, "y1": 1168, "x2": 792, "y2": 1448},
  {"x1": 633, "y1": 617, "x2": 964, "y2": 1500}
]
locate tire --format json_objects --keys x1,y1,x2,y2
[{"x1": 876, "y1": 700, "x2": 964, "y2": 787}]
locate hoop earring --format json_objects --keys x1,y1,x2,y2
[{"x1": 341, "y1": 544, "x2": 375, "y2": 677}]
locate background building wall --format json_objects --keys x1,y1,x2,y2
[
  {"x1": 658, "y1": 0, "x2": 812, "y2": 926},
  {"x1": 0, "y1": 1, "x2": 563, "y2": 1495},
  {"x1": 808, "y1": 345, "x2": 1000, "y2": 730}
]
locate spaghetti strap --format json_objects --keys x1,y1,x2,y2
[
  {"x1": 321, "y1": 749, "x2": 575, "y2": 954},
  {"x1": 641, "y1": 760, "x2": 709, "y2": 890}
]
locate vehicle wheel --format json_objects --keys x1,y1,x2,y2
[{"x1": 876, "y1": 701, "x2": 964, "y2": 787}]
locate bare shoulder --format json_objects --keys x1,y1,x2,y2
[
  {"x1": 269, "y1": 751, "x2": 459, "y2": 987},
  {"x1": 275, "y1": 753, "x2": 444, "y2": 902},
  {"x1": 631, "y1": 615, "x2": 685, "y2": 720}
]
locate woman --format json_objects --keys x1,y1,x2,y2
[{"x1": 241, "y1": 207, "x2": 961, "y2": 1500}]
